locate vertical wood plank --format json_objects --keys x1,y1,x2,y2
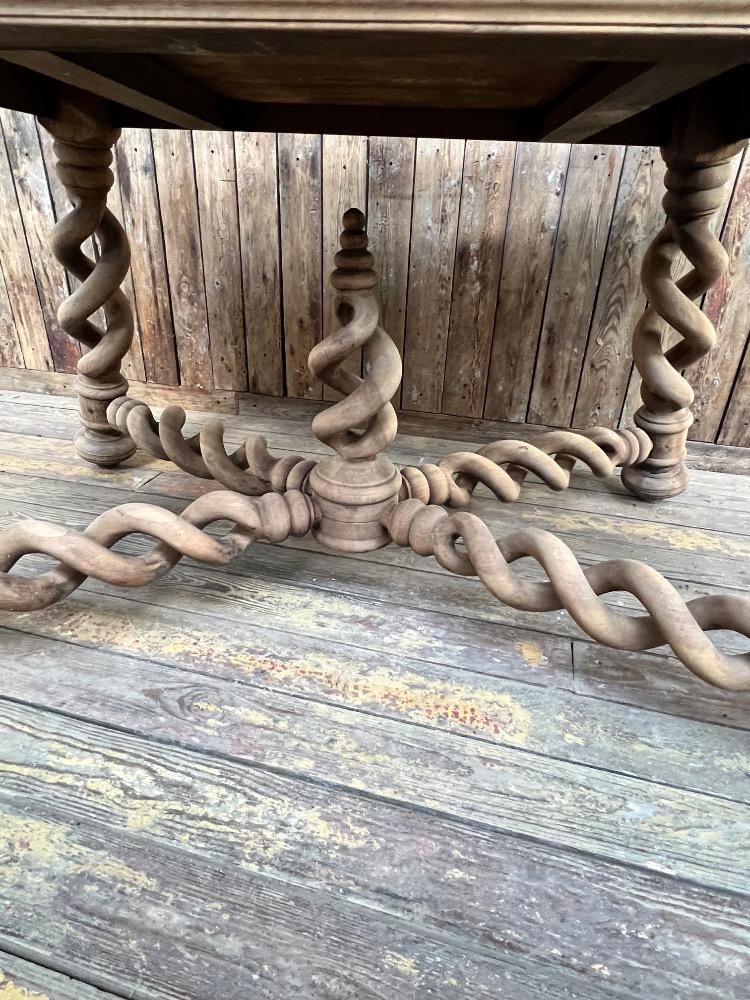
[
  {"x1": 401, "y1": 137, "x2": 464, "y2": 412},
  {"x1": 0, "y1": 256, "x2": 24, "y2": 368},
  {"x1": 321, "y1": 134, "x2": 368, "y2": 400},
  {"x1": 151, "y1": 129, "x2": 211, "y2": 388},
  {"x1": 277, "y1": 132, "x2": 323, "y2": 399},
  {"x1": 0, "y1": 109, "x2": 78, "y2": 372},
  {"x1": 483, "y1": 142, "x2": 569, "y2": 422},
  {"x1": 689, "y1": 149, "x2": 749, "y2": 442},
  {"x1": 116, "y1": 128, "x2": 179, "y2": 386},
  {"x1": 441, "y1": 140, "x2": 514, "y2": 417},
  {"x1": 367, "y1": 135, "x2": 416, "y2": 406},
  {"x1": 108, "y1": 147, "x2": 147, "y2": 383},
  {"x1": 572, "y1": 146, "x2": 665, "y2": 428},
  {"x1": 0, "y1": 117, "x2": 53, "y2": 371},
  {"x1": 234, "y1": 131, "x2": 284, "y2": 397},
  {"x1": 718, "y1": 342, "x2": 750, "y2": 446},
  {"x1": 528, "y1": 144, "x2": 624, "y2": 426},
  {"x1": 193, "y1": 130, "x2": 247, "y2": 391}
]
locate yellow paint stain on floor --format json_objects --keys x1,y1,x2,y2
[
  {"x1": 27, "y1": 603, "x2": 533, "y2": 742},
  {"x1": 0, "y1": 812, "x2": 156, "y2": 895},
  {"x1": 384, "y1": 952, "x2": 420, "y2": 979},
  {"x1": 0, "y1": 973, "x2": 48, "y2": 1000},
  {"x1": 515, "y1": 639, "x2": 545, "y2": 668},
  {"x1": 548, "y1": 510, "x2": 750, "y2": 556}
]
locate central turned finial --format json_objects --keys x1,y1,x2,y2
[{"x1": 307, "y1": 209, "x2": 403, "y2": 551}]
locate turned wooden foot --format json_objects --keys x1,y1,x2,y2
[{"x1": 40, "y1": 92, "x2": 136, "y2": 467}]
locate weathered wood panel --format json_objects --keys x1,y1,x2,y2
[
  {"x1": 572, "y1": 145, "x2": 666, "y2": 428},
  {"x1": 483, "y1": 142, "x2": 570, "y2": 422},
  {"x1": 401, "y1": 137, "x2": 464, "y2": 412},
  {"x1": 0, "y1": 109, "x2": 76, "y2": 373},
  {"x1": 234, "y1": 131, "x2": 284, "y2": 396},
  {"x1": 441, "y1": 139, "x2": 514, "y2": 418},
  {"x1": 150, "y1": 129, "x2": 211, "y2": 387},
  {"x1": 528, "y1": 143, "x2": 624, "y2": 426},
  {"x1": 367, "y1": 135, "x2": 415, "y2": 406},
  {"x1": 1, "y1": 114, "x2": 749, "y2": 445},
  {"x1": 115, "y1": 128, "x2": 179, "y2": 385},
  {"x1": 192, "y1": 130, "x2": 247, "y2": 391},
  {"x1": 277, "y1": 132, "x2": 323, "y2": 399}
]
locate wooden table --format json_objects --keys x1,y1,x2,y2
[{"x1": 0, "y1": 2, "x2": 748, "y2": 690}]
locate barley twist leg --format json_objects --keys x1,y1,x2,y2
[
  {"x1": 383, "y1": 499, "x2": 750, "y2": 691},
  {"x1": 39, "y1": 94, "x2": 135, "y2": 467},
  {"x1": 622, "y1": 113, "x2": 747, "y2": 500},
  {"x1": 306, "y1": 208, "x2": 403, "y2": 551}
]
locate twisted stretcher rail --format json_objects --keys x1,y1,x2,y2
[
  {"x1": 400, "y1": 426, "x2": 652, "y2": 506},
  {"x1": 106, "y1": 396, "x2": 316, "y2": 495},
  {"x1": 383, "y1": 499, "x2": 750, "y2": 691},
  {"x1": 0, "y1": 490, "x2": 314, "y2": 612}
]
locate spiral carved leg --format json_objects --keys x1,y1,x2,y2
[
  {"x1": 106, "y1": 396, "x2": 317, "y2": 496},
  {"x1": 39, "y1": 94, "x2": 135, "y2": 467},
  {"x1": 307, "y1": 209, "x2": 403, "y2": 551},
  {"x1": 383, "y1": 499, "x2": 750, "y2": 691},
  {"x1": 622, "y1": 113, "x2": 747, "y2": 501},
  {"x1": 0, "y1": 489, "x2": 315, "y2": 612},
  {"x1": 400, "y1": 426, "x2": 652, "y2": 506}
]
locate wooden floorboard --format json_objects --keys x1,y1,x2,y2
[{"x1": 0, "y1": 389, "x2": 749, "y2": 999}]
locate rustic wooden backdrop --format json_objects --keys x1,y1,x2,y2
[{"x1": 0, "y1": 109, "x2": 748, "y2": 445}]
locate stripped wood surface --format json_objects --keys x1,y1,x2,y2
[
  {"x1": 0, "y1": 115, "x2": 749, "y2": 443},
  {"x1": 0, "y1": 387, "x2": 749, "y2": 997}
]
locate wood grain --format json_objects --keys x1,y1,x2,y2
[
  {"x1": 115, "y1": 127, "x2": 179, "y2": 385},
  {"x1": 192, "y1": 130, "x2": 247, "y2": 390},
  {"x1": 277, "y1": 132, "x2": 323, "y2": 399},
  {"x1": 321, "y1": 134, "x2": 368, "y2": 401},
  {"x1": 366, "y1": 135, "x2": 415, "y2": 406},
  {"x1": 572, "y1": 145, "x2": 665, "y2": 428},
  {"x1": 0, "y1": 115, "x2": 53, "y2": 371},
  {"x1": 0, "y1": 108, "x2": 75, "y2": 371},
  {"x1": 234, "y1": 131, "x2": 283, "y2": 396},
  {"x1": 528, "y1": 143, "x2": 624, "y2": 426},
  {"x1": 151, "y1": 129, "x2": 210, "y2": 387},
  {"x1": 441, "y1": 140, "x2": 514, "y2": 418},
  {"x1": 483, "y1": 142, "x2": 570, "y2": 422},
  {"x1": 401, "y1": 137, "x2": 464, "y2": 412},
  {"x1": 0, "y1": 255, "x2": 22, "y2": 368},
  {"x1": 0, "y1": 952, "x2": 117, "y2": 999},
  {"x1": 691, "y1": 148, "x2": 750, "y2": 442}
]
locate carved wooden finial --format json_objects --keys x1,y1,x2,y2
[{"x1": 331, "y1": 207, "x2": 377, "y2": 291}]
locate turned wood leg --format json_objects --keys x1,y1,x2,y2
[
  {"x1": 39, "y1": 94, "x2": 136, "y2": 467},
  {"x1": 622, "y1": 104, "x2": 747, "y2": 501}
]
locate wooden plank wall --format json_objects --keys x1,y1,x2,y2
[{"x1": 0, "y1": 111, "x2": 748, "y2": 445}]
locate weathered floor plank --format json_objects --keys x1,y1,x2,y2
[
  {"x1": 0, "y1": 952, "x2": 118, "y2": 999},
  {"x1": 1, "y1": 701, "x2": 749, "y2": 1000}
]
